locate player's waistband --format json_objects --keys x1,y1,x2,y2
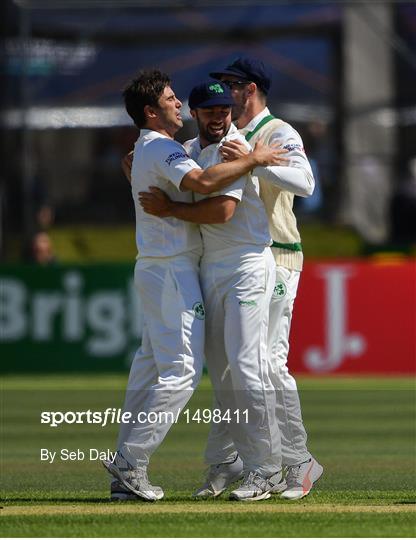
[
  {"x1": 201, "y1": 243, "x2": 272, "y2": 264},
  {"x1": 135, "y1": 247, "x2": 202, "y2": 267}
]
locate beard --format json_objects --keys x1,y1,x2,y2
[
  {"x1": 231, "y1": 106, "x2": 242, "y2": 122},
  {"x1": 231, "y1": 95, "x2": 247, "y2": 123},
  {"x1": 196, "y1": 119, "x2": 230, "y2": 144}
]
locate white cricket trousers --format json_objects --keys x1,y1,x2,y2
[
  {"x1": 118, "y1": 251, "x2": 205, "y2": 469},
  {"x1": 201, "y1": 246, "x2": 281, "y2": 476},
  {"x1": 268, "y1": 265, "x2": 310, "y2": 466},
  {"x1": 204, "y1": 264, "x2": 310, "y2": 468}
]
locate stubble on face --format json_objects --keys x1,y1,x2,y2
[
  {"x1": 230, "y1": 91, "x2": 248, "y2": 124},
  {"x1": 218, "y1": 78, "x2": 247, "y2": 125},
  {"x1": 195, "y1": 107, "x2": 232, "y2": 146}
]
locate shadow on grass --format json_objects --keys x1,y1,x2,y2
[
  {"x1": 1, "y1": 494, "x2": 201, "y2": 504},
  {"x1": 1, "y1": 497, "x2": 108, "y2": 504}
]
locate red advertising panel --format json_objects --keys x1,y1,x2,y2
[{"x1": 289, "y1": 260, "x2": 416, "y2": 374}]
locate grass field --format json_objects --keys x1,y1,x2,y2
[{"x1": 1, "y1": 374, "x2": 415, "y2": 537}]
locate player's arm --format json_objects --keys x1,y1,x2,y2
[
  {"x1": 220, "y1": 134, "x2": 315, "y2": 197},
  {"x1": 255, "y1": 127, "x2": 315, "y2": 197},
  {"x1": 139, "y1": 187, "x2": 237, "y2": 224},
  {"x1": 121, "y1": 150, "x2": 134, "y2": 183},
  {"x1": 254, "y1": 163, "x2": 315, "y2": 197},
  {"x1": 180, "y1": 141, "x2": 288, "y2": 195}
]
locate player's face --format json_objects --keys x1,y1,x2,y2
[
  {"x1": 193, "y1": 106, "x2": 232, "y2": 146},
  {"x1": 220, "y1": 76, "x2": 250, "y2": 122},
  {"x1": 155, "y1": 86, "x2": 183, "y2": 134}
]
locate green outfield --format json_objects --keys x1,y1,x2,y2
[{"x1": 1, "y1": 374, "x2": 415, "y2": 537}]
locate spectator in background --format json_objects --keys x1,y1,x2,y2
[
  {"x1": 22, "y1": 167, "x2": 56, "y2": 263},
  {"x1": 32, "y1": 167, "x2": 55, "y2": 230},
  {"x1": 31, "y1": 231, "x2": 57, "y2": 266},
  {"x1": 36, "y1": 204, "x2": 54, "y2": 231}
]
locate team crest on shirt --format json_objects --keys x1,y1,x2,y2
[
  {"x1": 193, "y1": 302, "x2": 205, "y2": 320},
  {"x1": 273, "y1": 281, "x2": 287, "y2": 299}
]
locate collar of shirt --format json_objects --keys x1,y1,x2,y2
[
  {"x1": 139, "y1": 128, "x2": 169, "y2": 141},
  {"x1": 184, "y1": 137, "x2": 202, "y2": 161},
  {"x1": 200, "y1": 123, "x2": 241, "y2": 159},
  {"x1": 238, "y1": 107, "x2": 271, "y2": 136}
]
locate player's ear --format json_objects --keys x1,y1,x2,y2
[
  {"x1": 190, "y1": 109, "x2": 197, "y2": 120},
  {"x1": 246, "y1": 82, "x2": 257, "y2": 97},
  {"x1": 144, "y1": 104, "x2": 158, "y2": 120}
]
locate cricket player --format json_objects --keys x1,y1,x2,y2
[
  {"x1": 197, "y1": 56, "x2": 323, "y2": 501},
  {"x1": 103, "y1": 69, "x2": 287, "y2": 502},
  {"x1": 139, "y1": 80, "x2": 291, "y2": 501}
]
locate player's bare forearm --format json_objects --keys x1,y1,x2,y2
[
  {"x1": 169, "y1": 197, "x2": 236, "y2": 224},
  {"x1": 138, "y1": 187, "x2": 173, "y2": 217},
  {"x1": 139, "y1": 187, "x2": 236, "y2": 224},
  {"x1": 181, "y1": 141, "x2": 288, "y2": 194}
]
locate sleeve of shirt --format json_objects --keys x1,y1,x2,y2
[
  {"x1": 214, "y1": 176, "x2": 245, "y2": 201},
  {"x1": 253, "y1": 122, "x2": 315, "y2": 197},
  {"x1": 182, "y1": 139, "x2": 193, "y2": 153},
  {"x1": 152, "y1": 138, "x2": 202, "y2": 190}
]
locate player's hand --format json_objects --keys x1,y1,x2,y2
[
  {"x1": 251, "y1": 141, "x2": 289, "y2": 167},
  {"x1": 138, "y1": 187, "x2": 174, "y2": 217},
  {"x1": 220, "y1": 140, "x2": 250, "y2": 162},
  {"x1": 121, "y1": 150, "x2": 134, "y2": 183}
]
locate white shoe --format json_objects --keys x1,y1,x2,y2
[
  {"x1": 229, "y1": 470, "x2": 282, "y2": 501},
  {"x1": 281, "y1": 457, "x2": 323, "y2": 500},
  {"x1": 102, "y1": 452, "x2": 164, "y2": 502},
  {"x1": 193, "y1": 454, "x2": 243, "y2": 498},
  {"x1": 110, "y1": 479, "x2": 164, "y2": 501},
  {"x1": 269, "y1": 474, "x2": 287, "y2": 494}
]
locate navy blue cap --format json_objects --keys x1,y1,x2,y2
[
  {"x1": 188, "y1": 80, "x2": 234, "y2": 109},
  {"x1": 210, "y1": 56, "x2": 271, "y2": 95}
]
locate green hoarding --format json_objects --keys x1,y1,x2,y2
[{"x1": 0, "y1": 264, "x2": 142, "y2": 372}]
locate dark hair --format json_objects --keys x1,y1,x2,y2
[
  {"x1": 123, "y1": 70, "x2": 171, "y2": 128},
  {"x1": 256, "y1": 85, "x2": 267, "y2": 103}
]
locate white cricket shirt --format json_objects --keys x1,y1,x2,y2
[
  {"x1": 184, "y1": 124, "x2": 271, "y2": 254},
  {"x1": 132, "y1": 129, "x2": 203, "y2": 258},
  {"x1": 240, "y1": 107, "x2": 315, "y2": 196}
]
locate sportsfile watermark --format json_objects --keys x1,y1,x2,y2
[
  {"x1": 3, "y1": 385, "x2": 415, "y2": 494},
  {"x1": 40, "y1": 407, "x2": 249, "y2": 428}
]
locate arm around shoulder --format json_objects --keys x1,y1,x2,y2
[{"x1": 180, "y1": 141, "x2": 283, "y2": 194}]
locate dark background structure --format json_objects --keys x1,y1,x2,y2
[{"x1": 1, "y1": 1, "x2": 415, "y2": 262}]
